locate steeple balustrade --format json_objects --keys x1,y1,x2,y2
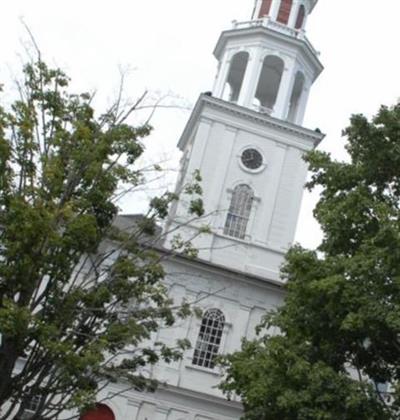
[{"x1": 231, "y1": 18, "x2": 320, "y2": 57}]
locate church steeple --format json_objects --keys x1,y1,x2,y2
[
  {"x1": 212, "y1": 0, "x2": 321, "y2": 125},
  {"x1": 165, "y1": 0, "x2": 324, "y2": 281}
]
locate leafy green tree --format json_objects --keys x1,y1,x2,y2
[
  {"x1": 0, "y1": 59, "x2": 204, "y2": 419},
  {"x1": 220, "y1": 103, "x2": 400, "y2": 419}
]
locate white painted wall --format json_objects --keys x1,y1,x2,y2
[
  {"x1": 167, "y1": 96, "x2": 321, "y2": 279},
  {"x1": 61, "y1": 257, "x2": 284, "y2": 420}
]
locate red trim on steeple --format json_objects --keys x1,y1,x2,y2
[
  {"x1": 295, "y1": 5, "x2": 306, "y2": 29},
  {"x1": 258, "y1": 0, "x2": 272, "y2": 18},
  {"x1": 277, "y1": 0, "x2": 293, "y2": 25}
]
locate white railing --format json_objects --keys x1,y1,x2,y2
[
  {"x1": 266, "y1": 18, "x2": 300, "y2": 38},
  {"x1": 232, "y1": 19, "x2": 265, "y2": 29},
  {"x1": 231, "y1": 18, "x2": 320, "y2": 57}
]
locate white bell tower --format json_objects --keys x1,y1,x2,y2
[
  {"x1": 213, "y1": 0, "x2": 320, "y2": 123},
  {"x1": 166, "y1": 0, "x2": 324, "y2": 282}
]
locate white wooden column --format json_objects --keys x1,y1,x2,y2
[
  {"x1": 236, "y1": 50, "x2": 254, "y2": 107},
  {"x1": 238, "y1": 47, "x2": 264, "y2": 108},
  {"x1": 270, "y1": 0, "x2": 281, "y2": 21},
  {"x1": 212, "y1": 50, "x2": 232, "y2": 98},
  {"x1": 288, "y1": 0, "x2": 301, "y2": 28},
  {"x1": 252, "y1": 0, "x2": 262, "y2": 19},
  {"x1": 173, "y1": 117, "x2": 211, "y2": 223},
  {"x1": 272, "y1": 61, "x2": 295, "y2": 119},
  {"x1": 182, "y1": 118, "x2": 212, "y2": 184},
  {"x1": 295, "y1": 82, "x2": 311, "y2": 125}
]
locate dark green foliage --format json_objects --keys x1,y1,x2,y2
[
  {"x1": 0, "y1": 60, "x2": 199, "y2": 419},
  {"x1": 220, "y1": 104, "x2": 400, "y2": 419}
]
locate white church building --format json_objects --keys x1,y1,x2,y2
[{"x1": 81, "y1": 0, "x2": 324, "y2": 419}]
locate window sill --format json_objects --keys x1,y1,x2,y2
[
  {"x1": 215, "y1": 231, "x2": 288, "y2": 254},
  {"x1": 185, "y1": 363, "x2": 223, "y2": 377},
  {"x1": 215, "y1": 230, "x2": 252, "y2": 245}
]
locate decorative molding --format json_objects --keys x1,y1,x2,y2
[
  {"x1": 158, "y1": 239, "x2": 286, "y2": 292},
  {"x1": 274, "y1": 141, "x2": 289, "y2": 150},
  {"x1": 214, "y1": 25, "x2": 323, "y2": 73},
  {"x1": 198, "y1": 116, "x2": 213, "y2": 125},
  {"x1": 158, "y1": 384, "x2": 243, "y2": 411},
  {"x1": 177, "y1": 94, "x2": 324, "y2": 152},
  {"x1": 225, "y1": 125, "x2": 238, "y2": 134}
]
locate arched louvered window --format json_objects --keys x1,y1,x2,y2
[
  {"x1": 258, "y1": 0, "x2": 272, "y2": 18},
  {"x1": 223, "y1": 52, "x2": 250, "y2": 103},
  {"x1": 254, "y1": 55, "x2": 284, "y2": 114},
  {"x1": 192, "y1": 309, "x2": 225, "y2": 369},
  {"x1": 295, "y1": 4, "x2": 306, "y2": 29},
  {"x1": 277, "y1": 0, "x2": 293, "y2": 25},
  {"x1": 224, "y1": 184, "x2": 254, "y2": 239}
]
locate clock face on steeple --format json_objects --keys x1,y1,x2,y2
[{"x1": 241, "y1": 148, "x2": 263, "y2": 170}]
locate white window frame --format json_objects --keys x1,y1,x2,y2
[
  {"x1": 192, "y1": 309, "x2": 226, "y2": 370},
  {"x1": 223, "y1": 184, "x2": 255, "y2": 240}
]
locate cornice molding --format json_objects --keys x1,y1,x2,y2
[
  {"x1": 158, "y1": 384, "x2": 243, "y2": 411},
  {"x1": 159, "y1": 244, "x2": 286, "y2": 294},
  {"x1": 178, "y1": 94, "x2": 325, "y2": 151}
]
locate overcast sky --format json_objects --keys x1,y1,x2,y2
[{"x1": 2, "y1": 0, "x2": 400, "y2": 249}]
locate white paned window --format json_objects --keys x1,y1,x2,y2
[
  {"x1": 224, "y1": 184, "x2": 254, "y2": 239},
  {"x1": 192, "y1": 309, "x2": 225, "y2": 369}
]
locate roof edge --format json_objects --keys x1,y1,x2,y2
[{"x1": 178, "y1": 94, "x2": 325, "y2": 151}]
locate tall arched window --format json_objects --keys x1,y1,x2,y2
[
  {"x1": 254, "y1": 55, "x2": 284, "y2": 114},
  {"x1": 224, "y1": 184, "x2": 254, "y2": 239},
  {"x1": 277, "y1": 0, "x2": 293, "y2": 25},
  {"x1": 258, "y1": 0, "x2": 272, "y2": 18},
  {"x1": 223, "y1": 52, "x2": 249, "y2": 103},
  {"x1": 192, "y1": 309, "x2": 225, "y2": 369},
  {"x1": 295, "y1": 4, "x2": 306, "y2": 29}
]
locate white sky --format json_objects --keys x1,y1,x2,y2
[{"x1": 1, "y1": 0, "x2": 400, "y2": 250}]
